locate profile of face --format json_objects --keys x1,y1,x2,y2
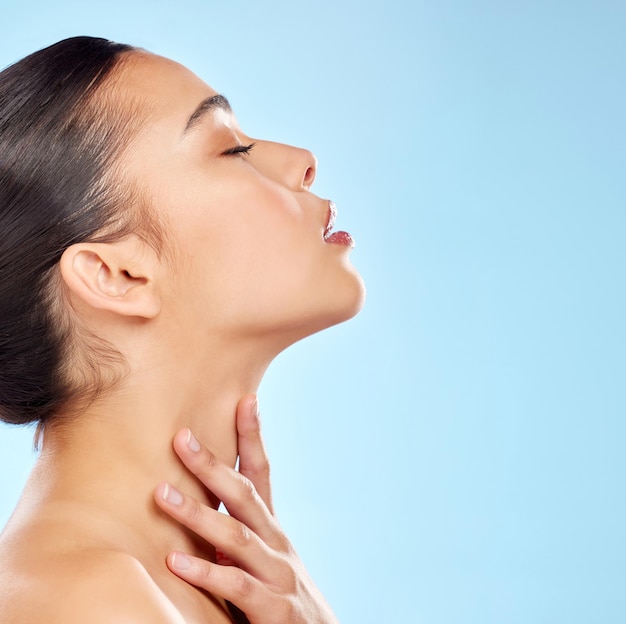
[{"x1": 114, "y1": 53, "x2": 365, "y2": 349}]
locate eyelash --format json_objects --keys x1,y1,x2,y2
[{"x1": 222, "y1": 142, "x2": 256, "y2": 157}]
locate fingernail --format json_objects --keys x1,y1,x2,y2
[
  {"x1": 163, "y1": 483, "x2": 184, "y2": 506},
  {"x1": 186, "y1": 429, "x2": 201, "y2": 452},
  {"x1": 171, "y1": 552, "x2": 191, "y2": 570},
  {"x1": 251, "y1": 397, "x2": 259, "y2": 421}
]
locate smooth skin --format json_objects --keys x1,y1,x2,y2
[
  {"x1": 156, "y1": 397, "x2": 338, "y2": 623},
  {"x1": 0, "y1": 51, "x2": 362, "y2": 622}
]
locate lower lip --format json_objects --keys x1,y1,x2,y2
[{"x1": 325, "y1": 231, "x2": 355, "y2": 247}]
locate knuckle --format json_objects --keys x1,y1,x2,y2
[
  {"x1": 276, "y1": 599, "x2": 297, "y2": 623},
  {"x1": 185, "y1": 498, "x2": 203, "y2": 525},
  {"x1": 201, "y1": 448, "x2": 218, "y2": 471},
  {"x1": 249, "y1": 459, "x2": 271, "y2": 479},
  {"x1": 198, "y1": 562, "x2": 214, "y2": 585},
  {"x1": 230, "y1": 520, "x2": 252, "y2": 547},
  {"x1": 237, "y1": 475, "x2": 257, "y2": 503},
  {"x1": 273, "y1": 529, "x2": 293, "y2": 554},
  {"x1": 233, "y1": 570, "x2": 254, "y2": 597},
  {"x1": 281, "y1": 564, "x2": 298, "y2": 592}
]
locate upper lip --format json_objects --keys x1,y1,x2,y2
[{"x1": 324, "y1": 200, "x2": 336, "y2": 239}]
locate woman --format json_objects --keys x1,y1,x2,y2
[{"x1": 0, "y1": 37, "x2": 364, "y2": 622}]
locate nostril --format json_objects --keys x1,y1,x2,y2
[{"x1": 303, "y1": 166, "x2": 316, "y2": 189}]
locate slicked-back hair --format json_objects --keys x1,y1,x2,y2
[{"x1": 0, "y1": 36, "x2": 157, "y2": 428}]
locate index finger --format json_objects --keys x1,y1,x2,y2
[{"x1": 236, "y1": 395, "x2": 274, "y2": 515}]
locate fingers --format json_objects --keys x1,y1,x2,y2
[
  {"x1": 154, "y1": 482, "x2": 282, "y2": 580},
  {"x1": 156, "y1": 401, "x2": 339, "y2": 624},
  {"x1": 166, "y1": 551, "x2": 292, "y2": 619},
  {"x1": 170, "y1": 428, "x2": 282, "y2": 548},
  {"x1": 236, "y1": 395, "x2": 274, "y2": 514}
]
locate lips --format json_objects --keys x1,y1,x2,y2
[
  {"x1": 323, "y1": 200, "x2": 337, "y2": 240},
  {"x1": 323, "y1": 200, "x2": 355, "y2": 247}
]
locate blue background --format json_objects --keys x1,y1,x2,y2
[{"x1": 1, "y1": 1, "x2": 625, "y2": 622}]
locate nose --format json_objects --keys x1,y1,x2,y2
[
  {"x1": 300, "y1": 151, "x2": 317, "y2": 190},
  {"x1": 253, "y1": 141, "x2": 317, "y2": 192}
]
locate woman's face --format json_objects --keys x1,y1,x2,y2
[{"x1": 117, "y1": 53, "x2": 364, "y2": 345}]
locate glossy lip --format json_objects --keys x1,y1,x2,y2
[
  {"x1": 323, "y1": 200, "x2": 355, "y2": 247},
  {"x1": 323, "y1": 200, "x2": 337, "y2": 240},
  {"x1": 325, "y1": 231, "x2": 355, "y2": 247}
]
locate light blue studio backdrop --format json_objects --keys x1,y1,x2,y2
[{"x1": 0, "y1": 1, "x2": 624, "y2": 622}]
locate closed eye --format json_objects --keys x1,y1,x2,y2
[{"x1": 221, "y1": 142, "x2": 256, "y2": 157}]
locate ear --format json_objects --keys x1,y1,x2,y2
[{"x1": 59, "y1": 238, "x2": 161, "y2": 319}]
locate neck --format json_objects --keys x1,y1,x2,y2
[{"x1": 30, "y1": 336, "x2": 274, "y2": 566}]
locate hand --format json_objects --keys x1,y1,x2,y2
[{"x1": 154, "y1": 396, "x2": 339, "y2": 624}]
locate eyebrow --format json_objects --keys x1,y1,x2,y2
[{"x1": 184, "y1": 94, "x2": 232, "y2": 133}]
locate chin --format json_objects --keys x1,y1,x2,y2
[
  {"x1": 252, "y1": 269, "x2": 366, "y2": 353},
  {"x1": 303, "y1": 269, "x2": 366, "y2": 336},
  {"x1": 336, "y1": 271, "x2": 366, "y2": 322}
]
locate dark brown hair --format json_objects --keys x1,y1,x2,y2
[{"x1": 0, "y1": 36, "x2": 158, "y2": 427}]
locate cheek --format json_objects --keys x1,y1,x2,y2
[
  {"x1": 215, "y1": 222, "x2": 319, "y2": 317},
  {"x1": 203, "y1": 185, "x2": 307, "y2": 272},
  {"x1": 157, "y1": 165, "x2": 363, "y2": 334},
  {"x1": 173, "y1": 182, "x2": 316, "y2": 312}
]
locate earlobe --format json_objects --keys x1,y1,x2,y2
[{"x1": 59, "y1": 241, "x2": 161, "y2": 319}]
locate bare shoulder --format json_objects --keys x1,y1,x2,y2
[{"x1": 0, "y1": 548, "x2": 186, "y2": 624}]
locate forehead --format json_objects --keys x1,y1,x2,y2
[{"x1": 114, "y1": 52, "x2": 218, "y2": 127}]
